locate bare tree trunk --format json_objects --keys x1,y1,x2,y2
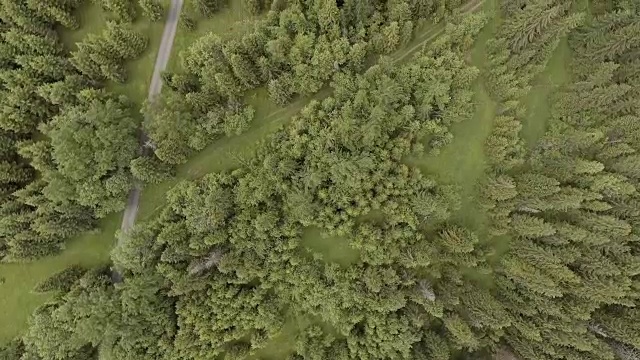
[
  {"x1": 188, "y1": 248, "x2": 223, "y2": 275},
  {"x1": 418, "y1": 280, "x2": 436, "y2": 301}
]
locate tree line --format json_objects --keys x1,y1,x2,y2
[{"x1": 481, "y1": 0, "x2": 640, "y2": 359}]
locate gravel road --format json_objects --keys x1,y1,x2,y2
[{"x1": 120, "y1": 0, "x2": 184, "y2": 235}]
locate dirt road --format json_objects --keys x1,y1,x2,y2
[{"x1": 120, "y1": 0, "x2": 184, "y2": 235}]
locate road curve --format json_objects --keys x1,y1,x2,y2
[{"x1": 120, "y1": 0, "x2": 184, "y2": 236}]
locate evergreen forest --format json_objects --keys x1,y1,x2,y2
[{"x1": 1, "y1": 0, "x2": 639, "y2": 359}]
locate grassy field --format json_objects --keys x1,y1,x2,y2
[
  {"x1": 0, "y1": 3, "x2": 168, "y2": 344},
  {"x1": 301, "y1": 227, "x2": 361, "y2": 267}
]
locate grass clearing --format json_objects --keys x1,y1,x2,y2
[
  {"x1": 520, "y1": 37, "x2": 571, "y2": 148},
  {"x1": 109, "y1": 19, "x2": 166, "y2": 106},
  {"x1": 0, "y1": 4, "x2": 168, "y2": 344},
  {"x1": 0, "y1": 214, "x2": 119, "y2": 342},
  {"x1": 405, "y1": 0, "x2": 498, "y2": 235},
  {"x1": 300, "y1": 227, "x2": 360, "y2": 267}
]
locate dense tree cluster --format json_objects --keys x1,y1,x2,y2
[
  {"x1": 0, "y1": 0, "x2": 148, "y2": 259},
  {"x1": 145, "y1": 0, "x2": 465, "y2": 163},
  {"x1": 130, "y1": 155, "x2": 174, "y2": 183},
  {"x1": 483, "y1": 0, "x2": 584, "y2": 173},
  {"x1": 481, "y1": 1, "x2": 640, "y2": 359},
  {"x1": 5, "y1": 1, "x2": 640, "y2": 360},
  {"x1": 1, "y1": 0, "x2": 83, "y2": 31},
  {"x1": 24, "y1": 90, "x2": 139, "y2": 217},
  {"x1": 14, "y1": 17, "x2": 486, "y2": 359},
  {"x1": 33, "y1": 264, "x2": 88, "y2": 294}
]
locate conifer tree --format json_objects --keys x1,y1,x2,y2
[{"x1": 139, "y1": 0, "x2": 163, "y2": 21}]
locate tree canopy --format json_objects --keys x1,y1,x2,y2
[{"x1": 4, "y1": 1, "x2": 640, "y2": 360}]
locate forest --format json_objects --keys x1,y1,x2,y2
[{"x1": 0, "y1": 0, "x2": 639, "y2": 359}]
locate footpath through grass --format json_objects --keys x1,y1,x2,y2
[{"x1": 0, "y1": 2, "x2": 168, "y2": 344}]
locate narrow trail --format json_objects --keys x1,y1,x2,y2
[{"x1": 120, "y1": 0, "x2": 184, "y2": 236}]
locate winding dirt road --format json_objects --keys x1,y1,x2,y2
[{"x1": 120, "y1": 0, "x2": 184, "y2": 236}]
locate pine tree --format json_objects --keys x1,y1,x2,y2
[
  {"x1": 99, "y1": 0, "x2": 137, "y2": 22},
  {"x1": 139, "y1": 0, "x2": 163, "y2": 21},
  {"x1": 193, "y1": 0, "x2": 220, "y2": 17},
  {"x1": 104, "y1": 21, "x2": 148, "y2": 60},
  {"x1": 243, "y1": 0, "x2": 262, "y2": 14},
  {"x1": 130, "y1": 155, "x2": 174, "y2": 184}
]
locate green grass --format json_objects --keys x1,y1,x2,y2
[
  {"x1": 520, "y1": 37, "x2": 571, "y2": 148},
  {"x1": 300, "y1": 227, "x2": 360, "y2": 267},
  {"x1": 249, "y1": 315, "x2": 304, "y2": 360},
  {"x1": 519, "y1": 0, "x2": 588, "y2": 149},
  {"x1": 0, "y1": 3, "x2": 169, "y2": 344},
  {"x1": 0, "y1": 214, "x2": 119, "y2": 343},
  {"x1": 248, "y1": 312, "x2": 338, "y2": 360}
]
